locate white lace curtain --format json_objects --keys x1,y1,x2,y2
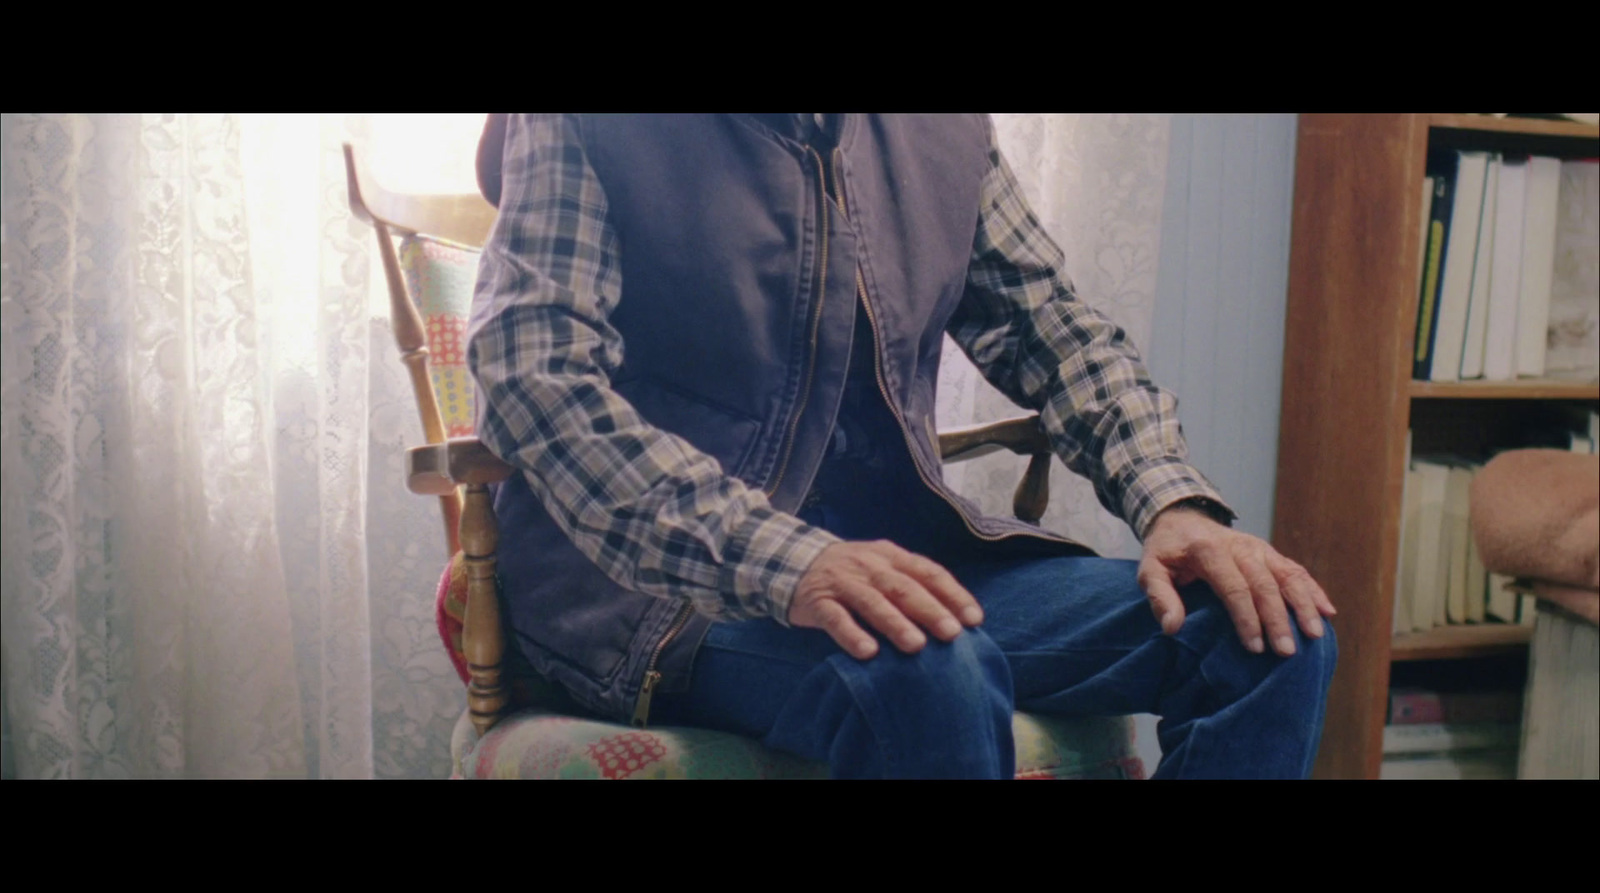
[{"x1": 0, "y1": 114, "x2": 1171, "y2": 779}]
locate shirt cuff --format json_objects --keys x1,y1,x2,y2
[
  {"x1": 1120, "y1": 456, "x2": 1236, "y2": 540},
  {"x1": 701, "y1": 506, "x2": 841, "y2": 624}
]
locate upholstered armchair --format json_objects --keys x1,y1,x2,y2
[{"x1": 344, "y1": 143, "x2": 1147, "y2": 779}]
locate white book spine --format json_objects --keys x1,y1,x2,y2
[
  {"x1": 1483, "y1": 159, "x2": 1529, "y2": 382},
  {"x1": 1516, "y1": 157, "x2": 1563, "y2": 378},
  {"x1": 1444, "y1": 465, "x2": 1473, "y2": 624},
  {"x1": 1465, "y1": 524, "x2": 1488, "y2": 623},
  {"x1": 1431, "y1": 152, "x2": 1491, "y2": 382},
  {"x1": 1398, "y1": 462, "x2": 1422, "y2": 635},
  {"x1": 1394, "y1": 434, "x2": 1416, "y2": 636},
  {"x1": 1487, "y1": 572, "x2": 1518, "y2": 623},
  {"x1": 1412, "y1": 461, "x2": 1450, "y2": 631},
  {"x1": 1459, "y1": 158, "x2": 1500, "y2": 379},
  {"x1": 1545, "y1": 161, "x2": 1600, "y2": 380}
]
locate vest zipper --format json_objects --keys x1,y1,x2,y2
[
  {"x1": 631, "y1": 600, "x2": 696, "y2": 728},
  {"x1": 637, "y1": 149, "x2": 834, "y2": 729},
  {"x1": 854, "y1": 267, "x2": 1075, "y2": 547},
  {"x1": 763, "y1": 147, "x2": 833, "y2": 498}
]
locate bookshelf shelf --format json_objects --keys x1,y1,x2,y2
[
  {"x1": 1391, "y1": 624, "x2": 1533, "y2": 662},
  {"x1": 1272, "y1": 114, "x2": 1599, "y2": 780},
  {"x1": 1428, "y1": 114, "x2": 1600, "y2": 140},
  {"x1": 1408, "y1": 380, "x2": 1600, "y2": 400}
]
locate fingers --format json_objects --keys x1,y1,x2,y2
[
  {"x1": 809, "y1": 597, "x2": 878, "y2": 660},
  {"x1": 1192, "y1": 542, "x2": 1266, "y2": 654},
  {"x1": 1240, "y1": 551, "x2": 1296, "y2": 656},
  {"x1": 790, "y1": 540, "x2": 979, "y2": 660},
  {"x1": 1137, "y1": 557, "x2": 1186, "y2": 635},
  {"x1": 837, "y1": 576, "x2": 927, "y2": 654},
  {"x1": 1270, "y1": 555, "x2": 1331, "y2": 640},
  {"x1": 1197, "y1": 543, "x2": 1330, "y2": 657},
  {"x1": 895, "y1": 549, "x2": 984, "y2": 627},
  {"x1": 1145, "y1": 513, "x2": 1336, "y2": 658}
]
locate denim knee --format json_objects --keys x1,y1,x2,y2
[
  {"x1": 1174, "y1": 587, "x2": 1338, "y2": 706},
  {"x1": 818, "y1": 628, "x2": 1015, "y2": 778},
  {"x1": 829, "y1": 627, "x2": 1013, "y2": 715}
]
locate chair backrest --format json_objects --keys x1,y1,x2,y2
[{"x1": 343, "y1": 142, "x2": 498, "y2": 557}]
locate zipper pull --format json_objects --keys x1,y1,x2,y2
[{"x1": 631, "y1": 670, "x2": 663, "y2": 729}]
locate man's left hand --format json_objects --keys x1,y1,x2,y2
[{"x1": 1137, "y1": 505, "x2": 1336, "y2": 657}]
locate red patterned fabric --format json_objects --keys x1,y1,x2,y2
[{"x1": 436, "y1": 555, "x2": 470, "y2": 685}]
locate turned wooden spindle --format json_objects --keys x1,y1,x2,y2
[
  {"x1": 1013, "y1": 451, "x2": 1052, "y2": 524},
  {"x1": 460, "y1": 480, "x2": 508, "y2": 736},
  {"x1": 374, "y1": 216, "x2": 463, "y2": 557}
]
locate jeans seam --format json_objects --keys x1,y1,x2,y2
[{"x1": 825, "y1": 657, "x2": 896, "y2": 777}]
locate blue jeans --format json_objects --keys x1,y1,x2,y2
[{"x1": 654, "y1": 546, "x2": 1337, "y2": 779}]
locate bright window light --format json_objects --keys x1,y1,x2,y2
[{"x1": 366, "y1": 114, "x2": 487, "y2": 196}]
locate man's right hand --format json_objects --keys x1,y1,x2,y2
[{"x1": 788, "y1": 541, "x2": 984, "y2": 659}]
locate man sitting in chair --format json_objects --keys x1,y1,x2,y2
[{"x1": 468, "y1": 113, "x2": 1337, "y2": 779}]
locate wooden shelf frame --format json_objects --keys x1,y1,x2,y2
[
  {"x1": 1271, "y1": 114, "x2": 1599, "y2": 780},
  {"x1": 1408, "y1": 380, "x2": 1600, "y2": 400},
  {"x1": 1391, "y1": 624, "x2": 1533, "y2": 661},
  {"x1": 1427, "y1": 114, "x2": 1600, "y2": 139}
]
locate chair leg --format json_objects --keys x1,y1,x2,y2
[{"x1": 461, "y1": 482, "x2": 508, "y2": 737}]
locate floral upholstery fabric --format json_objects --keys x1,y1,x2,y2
[
  {"x1": 439, "y1": 558, "x2": 1146, "y2": 779},
  {"x1": 398, "y1": 234, "x2": 478, "y2": 439},
  {"x1": 450, "y1": 705, "x2": 1145, "y2": 780}
]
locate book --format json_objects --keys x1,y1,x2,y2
[
  {"x1": 1487, "y1": 572, "x2": 1519, "y2": 623},
  {"x1": 1572, "y1": 412, "x2": 1596, "y2": 454},
  {"x1": 1545, "y1": 159, "x2": 1600, "y2": 382},
  {"x1": 1381, "y1": 721, "x2": 1521, "y2": 754},
  {"x1": 1380, "y1": 752, "x2": 1518, "y2": 779},
  {"x1": 1515, "y1": 157, "x2": 1563, "y2": 377},
  {"x1": 1415, "y1": 175, "x2": 1436, "y2": 298},
  {"x1": 1443, "y1": 464, "x2": 1474, "y2": 624},
  {"x1": 1410, "y1": 459, "x2": 1452, "y2": 631},
  {"x1": 1465, "y1": 524, "x2": 1488, "y2": 623},
  {"x1": 1422, "y1": 151, "x2": 1489, "y2": 382},
  {"x1": 1483, "y1": 157, "x2": 1529, "y2": 381},
  {"x1": 1395, "y1": 433, "x2": 1417, "y2": 636},
  {"x1": 1519, "y1": 592, "x2": 1539, "y2": 626},
  {"x1": 1459, "y1": 158, "x2": 1500, "y2": 379},
  {"x1": 1519, "y1": 600, "x2": 1600, "y2": 779},
  {"x1": 1413, "y1": 158, "x2": 1458, "y2": 380},
  {"x1": 1389, "y1": 688, "x2": 1523, "y2": 725}
]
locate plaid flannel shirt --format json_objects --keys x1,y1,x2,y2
[{"x1": 468, "y1": 113, "x2": 1231, "y2": 625}]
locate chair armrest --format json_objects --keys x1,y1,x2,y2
[
  {"x1": 407, "y1": 437, "x2": 516, "y2": 495},
  {"x1": 937, "y1": 415, "x2": 1054, "y2": 524},
  {"x1": 939, "y1": 414, "x2": 1051, "y2": 461}
]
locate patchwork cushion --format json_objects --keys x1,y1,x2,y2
[
  {"x1": 398, "y1": 234, "x2": 479, "y2": 439},
  {"x1": 450, "y1": 705, "x2": 1145, "y2": 780},
  {"x1": 440, "y1": 558, "x2": 1147, "y2": 779}
]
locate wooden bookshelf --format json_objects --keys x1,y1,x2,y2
[
  {"x1": 1272, "y1": 114, "x2": 1600, "y2": 780},
  {"x1": 1408, "y1": 380, "x2": 1600, "y2": 400},
  {"x1": 1428, "y1": 114, "x2": 1600, "y2": 139},
  {"x1": 1391, "y1": 624, "x2": 1534, "y2": 662}
]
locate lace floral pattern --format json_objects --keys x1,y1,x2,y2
[{"x1": 937, "y1": 114, "x2": 1171, "y2": 560}]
